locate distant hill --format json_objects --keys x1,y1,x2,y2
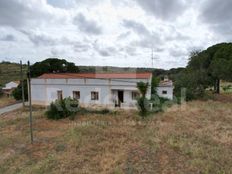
[
  {"x1": 0, "y1": 61, "x2": 27, "y2": 86},
  {"x1": 0, "y1": 60, "x2": 185, "y2": 86}
]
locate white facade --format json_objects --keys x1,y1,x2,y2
[
  {"x1": 156, "y1": 80, "x2": 174, "y2": 100},
  {"x1": 3, "y1": 81, "x2": 19, "y2": 90},
  {"x1": 156, "y1": 86, "x2": 174, "y2": 100},
  {"x1": 31, "y1": 75, "x2": 152, "y2": 109}
]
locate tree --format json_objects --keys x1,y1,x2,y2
[
  {"x1": 187, "y1": 43, "x2": 232, "y2": 94},
  {"x1": 136, "y1": 82, "x2": 149, "y2": 117},
  {"x1": 151, "y1": 77, "x2": 160, "y2": 95},
  {"x1": 174, "y1": 70, "x2": 207, "y2": 101},
  {"x1": 30, "y1": 58, "x2": 79, "y2": 77},
  {"x1": 12, "y1": 80, "x2": 28, "y2": 101},
  {"x1": 137, "y1": 81, "x2": 149, "y2": 98}
]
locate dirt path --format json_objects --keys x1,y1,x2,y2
[{"x1": 0, "y1": 103, "x2": 23, "y2": 115}]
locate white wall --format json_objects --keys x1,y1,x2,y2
[
  {"x1": 156, "y1": 86, "x2": 173, "y2": 100},
  {"x1": 31, "y1": 77, "x2": 152, "y2": 107}
]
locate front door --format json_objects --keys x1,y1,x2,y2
[{"x1": 118, "y1": 90, "x2": 124, "y2": 107}]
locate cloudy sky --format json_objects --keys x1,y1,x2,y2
[{"x1": 0, "y1": 0, "x2": 231, "y2": 69}]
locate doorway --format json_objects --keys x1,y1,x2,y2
[{"x1": 118, "y1": 90, "x2": 124, "y2": 107}]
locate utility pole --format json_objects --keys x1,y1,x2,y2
[
  {"x1": 27, "y1": 61, "x2": 33, "y2": 144},
  {"x1": 20, "y1": 60, "x2": 25, "y2": 107}
]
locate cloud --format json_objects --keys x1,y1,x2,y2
[
  {"x1": 117, "y1": 31, "x2": 131, "y2": 40},
  {"x1": 0, "y1": 0, "x2": 54, "y2": 28},
  {"x1": 135, "y1": 0, "x2": 187, "y2": 20},
  {"x1": 20, "y1": 30, "x2": 57, "y2": 46},
  {"x1": 92, "y1": 40, "x2": 117, "y2": 57},
  {"x1": 73, "y1": 13, "x2": 102, "y2": 35},
  {"x1": 0, "y1": 0, "x2": 230, "y2": 69},
  {"x1": 47, "y1": 0, "x2": 75, "y2": 9},
  {"x1": 0, "y1": 34, "x2": 16, "y2": 41},
  {"x1": 122, "y1": 19, "x2": 162, "y2": 48},
  {"x1": 122, "y1": 19, "x2": 150, "y2": 36},
  {"x1": 200, "y1": 0, "x2": 232, "y2": 36},
  {"x1": 73, "y1": 42, "x2": 91, "y2": 52}
]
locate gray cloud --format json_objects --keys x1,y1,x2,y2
[
  {"x1": 122, "y1": 19, "x2": 150, "y2": 36},
  {"x1": 20, "y1": 30, "x2": 56, "y2": 46},
  {"x1": 200, "y1": 0, "x2": 232, "y2": 36},
  {"x1": 0, "y1": 0, "x2": 52, "y2": 28},
  {"x1": 92, "y1": 40, "x2": 117, "y2": 57},
  {"x1": 0, "y1": 34, "x2": 16, "y2": 41},
  {"x1": 73, "y1": 42, "x2": 91, "y2": 52},
  {"x1": 47, "y1": 0, "x2": 75, "y2": 9},
  {"x1": 97, "y1": 47, "x2": 117, "y2": 57},
  {"x1": 73, "y1": 13, "x2": 102, "y2": 35},
  {"x1": 135, "y1": 0, "x2": 187, "y2": 20},
  {"x1": 122, "y1": 19, "x2": 162, "y2": 48},
  {"x1": 120, "y1": 46, "x2": 138, "y2": 56},
  {"x1": 117, "y1": 31, "x2": 131, "y2": 40}
]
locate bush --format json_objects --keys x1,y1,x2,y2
[
  {"x1": 150, "y1": 95, "x2": 173, "y2": 113},
  {"x1": 45, "y1": 97, "x2": 79, "y2": 120},
  {"x1": 174, "y1": 70, "x2": 209, "y2": 101},
  {"x1": 12, "y1": 80, "x2": 28, "y2": 101},
  {"x1": 137, "y1": 97, "x2": 150, "y2": 118}
]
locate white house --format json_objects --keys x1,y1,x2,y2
[
  {"x1": 2, "y1": 81, "x2": 20, "y2": 97},
  {"x1": 156, "y1": 78, "x2": 174, "y2": 100},
  {"x1": 31, "y1": 73, "x2": 152, "y2": 109}
]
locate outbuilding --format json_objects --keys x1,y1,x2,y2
[
  {"x1": 2, "y1": 81, "x2": 20, "y2": 97},
  {"x1": 156, "y1": 77, "x2": 174, "y2": 100}
]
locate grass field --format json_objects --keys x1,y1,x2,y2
[
  {"x1": 0, "y1": 62, "x2": 27, "y2": 86},
  {"x1": 0, "y1": 96, "x2": 16, "y2": 108},
  {"x1": 0, "y1": 95, "x2": 232, "y2": 174}
]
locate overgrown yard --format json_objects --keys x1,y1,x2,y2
[
  {"x1": 0, "y1": 96, "x2": 16, "y2": 108},
  {"x1": 0, "y1": 96, "x2": 232, "y2": 173}
]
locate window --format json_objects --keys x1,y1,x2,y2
[
  {"x1": 132, "y1": 91, "x2": 140, "y2": 100},
  {"x1": 162, "y1": 90, "x2": 167, "y2": 94},
  {"x1": 91, "y1": 91, "x2": 99, "y2": 100},
  {"x1": 57, "y1": 90, "x2": 63, "y2": 100},
  {"x1": 73, "y1": 91, "x2": 80, "y2": 100}
]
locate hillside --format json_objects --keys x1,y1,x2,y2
[
  {"x1": 0, "y1": 60, "x2": 184, "y2": 86},
  {"x1": 0, "y1": 62, "x2": 27, "y2": 86}
]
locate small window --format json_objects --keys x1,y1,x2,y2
[
  {"x1": 57, "y1": 90, "x2": 63, "y2": 100},
  {"x1": 73, "y1": 91, "x2": 80, "y2": 100},
  {"x1": 162, "y1": 90, "x2": 167, "y2": 94},
  {"x1": 91, "y1": 91, "x2": 99, "y2": 100},
  {"x1": 132, "y1": 91, "x2": 140, "y2": 100}
]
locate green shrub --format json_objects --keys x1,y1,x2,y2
[
  {"x1": 45, "y1": 97, "x2": 79, "y2": 120},
  {"x1": 150, "y1": 95, "x2": 173, "y2": 113},
  {"x1": 12, "y1": 80, "x2": 28, "y2": 101},
  {"x1": 137, "y1": 97, "x2": 150, "y2": 118}
]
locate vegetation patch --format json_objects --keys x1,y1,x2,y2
[{"x1": 0, "y1": 97, "x2": 232, "y2": 173}]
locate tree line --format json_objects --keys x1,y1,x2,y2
[
  {"x1": 6, "y1": 42, "x2": 232, "y2": 101},
  {"x1": 174, "y1": 43, "x2": 232, "y2": 100}
]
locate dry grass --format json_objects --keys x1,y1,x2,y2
[
  {"x1": 0, "y1": 95, "x2": 232, "y2": 174},
  {"x1": 0, "y1": 96, "x2": 16, "y2": 108}
]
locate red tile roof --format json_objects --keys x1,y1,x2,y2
[
  {"x1": 38, "y1": 73, "x2": 152, "y2": 79},
  {"x1": 158, "y1": 80, "x2": 173, "y2": 87}
]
